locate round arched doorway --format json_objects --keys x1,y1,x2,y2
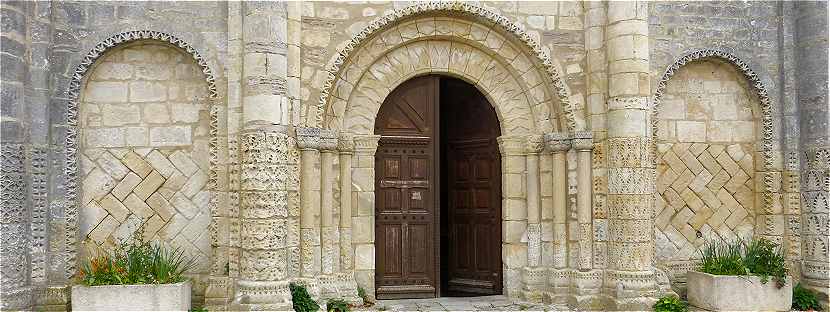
[{"x1": 373, "y1": 75, "x2": 503, "y2": 299}]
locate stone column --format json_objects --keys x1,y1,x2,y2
[
  {"x1": 497, "y1": 136, "x2": 528, "y2": 298},
  {"x1": 523, "y1": 135, "x2": 545, "y2": 302},
  {"x1": 573, "y1": 132, "x2": 594, "y2": 271},
  {"x1": 544, "y1": 132, "x2": 571, "y2": 302},
  {"x1": 297, "y1": 128, "x2": 322, "y2": 279},
  {"x1": 604, "y1": 1, "x2": 656, "y2": 308},
  {"x1": 338, "y1": 134, "x2": 354, "y2": 272},
  {"x1": 795, "y1": 1, "x2": 830, "y2": 298},
  {"x1": 351, "y1": 135, "x2": 380, "y2": 298},
  {"x1": 232, "y1": 1, "x2": 294, "y2": 309},
  {"x1": 319, "y1": 132, "x2": 338, "y2": 276}
]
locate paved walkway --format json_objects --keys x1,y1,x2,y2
[{"x1": 362, "y1": 295, "x2": 566, "y2": 311}]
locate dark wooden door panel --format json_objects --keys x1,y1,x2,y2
[
  {"x1": 441, "y1": 78, "x2": 502, "y2": 296},
  {"x1": 375, "y1": 76, "x2": 439, "y2": 299}
]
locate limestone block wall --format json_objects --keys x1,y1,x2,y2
[
  {"x1": 655, "y1": 60, "x2": 760, "y2": 281},
  {"x1": 78, "y1": 42, "x2": 212, "y2": 286}
]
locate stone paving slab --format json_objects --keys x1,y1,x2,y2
[{"x1": 359, "y1": 295, "x2": 566, "y2": 312}]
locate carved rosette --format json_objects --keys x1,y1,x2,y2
[
  {"x1": 571, "y1": 131, "x2": 594, "y2": 152},
  {"x1": 545, "y1": 132, "x2": 572, "y2": 153}
]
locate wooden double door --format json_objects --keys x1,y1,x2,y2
[{"x1": 374, "y1": 75, "x2": 502, "y2": 299}]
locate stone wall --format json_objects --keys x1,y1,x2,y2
[
  {"x1": 655, "y1": 60, "x2": 759, "y2": 284},
  {"x1": 78, "y1": 42, "x2": 212, "y2": 280},
  {"x1": 1, "y1": 1, "x2": 828, "y2": 311}
]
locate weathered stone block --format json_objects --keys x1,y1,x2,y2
[
  {"x1": 687, "y1": 271, "x2": 791, "y2": 311},
  {"x1": 129, "y1": 81, "x2": 167, "y2": 102},
  {"x1": 150, "y1": 126, "x2": 192, "y2": 146},
  {"x1": 71, "y1": 282, "x2": 191, "y2": 311},
  {"x1": 85, "y1": 82, "x2": 128, "y2": 103}
]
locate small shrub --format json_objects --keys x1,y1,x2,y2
[
  {"x1": 77, "y1": 235, "x2": 196, "y2": 286},
  {"x1": 190, "y1": 307, "x2": 209, "y2": 312},
  {"x1": 290, "y1": 283, "x2": 320, "y2": 312},
  {"x1": 793, "y1": 283, "x2": 823, "y2": 311},
  {"x1": 653, "y1": 295, "x2": 688, "y2": 312},
  {"x1": 327, "y1": 298, "x2": 350, "y2": 312},
  {"x1": 698, "y1": 238, "x2": 788, "y2": 288}
]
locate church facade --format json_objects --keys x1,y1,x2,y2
[{"x1": 1, "y1": 1, "x2": 827, "y2": 310}]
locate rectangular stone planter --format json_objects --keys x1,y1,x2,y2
[
  {"x1": 687, "y1": 271, "x2": 791, "y2": 311},
  {"x1": 71, "y1": 281, "x2": 191, "y2": 311}
]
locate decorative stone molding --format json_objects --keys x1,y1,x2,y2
[
  {"x1": 61, "y1": 30, "x2": 219, "y2": 278},
  {"x1": 545, "y1": 132, "x2": 572, "y2": 153},
  {"x1": 653, "y1": 49, "x2": 774, "y2": 170},
  {"x1": 337, "y1": 133, "x2": 354, "y2": 153},
  {"x1": 526, "y1": 135, "x2": 546, "y2": 154},
  {"x1": 296, "y1": 127, "x2": 335, "y2": 150},
  {"x1": 353, "y1": 135, "x2": 381, "y2": 153},
  {"x1": 572, "y1": 131, "x2": 594, "y2": 151},
  {"x1": 317, "y1": 1, "x2": 579, "y2": 133}
]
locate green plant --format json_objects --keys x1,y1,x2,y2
[
  {"x1": 793, "y1": 283, "x2": 823, "y2": 311},
  {"x1": 290, "y1": 283, "x2": 320, "y2": 312},
  {"x1": 699, "y1": 239, "x2": 747, "y2": 276},
  {"x1": 653, "y1": 295, "x2": 688, "y2": 312},
  {"x1": 327, "y1": 298, "x2": 350, "y2": 312},
  {"x1": 698, "y1": 238, "x2": 788, "y2": 288},
  {"x1": 190, "y1": 306, "x2": 209, "y2": 312},
  {"x1": 77, "y1": 234, "x2": 196, "y2": 286}
]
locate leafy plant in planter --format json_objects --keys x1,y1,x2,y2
[
  {"x1": 653, "y1": 295, "x2": 688, "y2": 312},
  {"x1": 793, "y1": 283, "x2": 823, "y2": 311},
  {"x1": 78, "y1": 237, "x2": 196, "y2": 286},
  {"x1": 698, "y1": 238, "x2": 788, "y2": 288},
  {"x1": 290, "y1": 282, "x2": 320, "y2": 312}
]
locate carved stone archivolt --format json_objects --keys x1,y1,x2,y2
[{"x1": 319, "y1": 2, "x2": 582, "y2": 135}]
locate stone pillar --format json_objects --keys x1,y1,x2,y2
[
  {"x1": 498, "y1": 135, "x2": 528, "y2": 298},
  {"x1": 523, "y1": 135, "x2": 545, "y2": 302},
  {"x1": 795, "y1": 0, "x2": 830, "y2": 299},
  {"x1": 544, "y1": 132, "x2": 571, "y2": 302},
  {"x1": 338, "y1": 134, "x2": 354, "y2": 272},
  {"x1": 573, "y1": 132, "x2": 594, "y2": 271},
  {"x1": 319, "y1": 134, "x2": 338, "y2": 276},
  {"x1": 351, "y1": 135, "x2": 380, "y2": 298},
  {"x1": 297, "y1": 128, "x2": 322, "y2": 279},
  {"x1": 232, "y1": 2, "x2": 294, "y2": 309},
  {"x1": 604, "y1": 1, "x2": 656, "y2": 308}
]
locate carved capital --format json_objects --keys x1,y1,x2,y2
[
  {"x1": 497, "y1": 135, "x2": 526, "y2": 155},
  {"x1": 296, "y1": 127, "x2": 323, "y2": 150},
  {"x1": 353, "y1": 135, "x2": 381, "y2": 153},
  {"x1": 571, "y1": 131, "x2": 594, "y2": 151},
  {"x1": 337, "y1": 132, "x2": 354, "y2": 153},
  {"x1": 525, "y1": 134, "x2": 545, "y2": 154},
  {"x1": 544, "y1": 132, "x2": 572, "y2": 153},
  {"x1": 319, "y1": 130, "x2": 338, "y2": 151}
]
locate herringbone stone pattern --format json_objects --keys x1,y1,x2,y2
[
  {"x1": 655, "y1": 142, "x2": 755, "y2": 262},
  {"x1": 79, "y1": 148, "x2": 210, "y2": 272}
]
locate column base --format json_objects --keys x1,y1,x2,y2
[
  {"x1": 545, "y1": 268, "x2": 572, "y2": 305},
  {"x1": 318, "y1": 273, "x2": 362, "y2": 304},
  {"x1": 231, "y1": 280, "x2": 293, "y2": 310},
  {"x1": 33, "y1": 286, "x2": 67, "y2": 312},
  {"x1": 521, "y1": 267, "x2": 547, "y2": 302}
]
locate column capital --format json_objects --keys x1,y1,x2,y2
[
  {"x1": 572, "y1": 131, "x2": 594, "y2": 151},
  {"x1": 353, "y1": 135, "x2": 381, "y2": 153},
  {"x1": 526, "y1": 134, "x2": 545, "y2": 154},
  {"x1": 497, "y1": 135, "x2": 527, "y2": 155},
  {"x1": 296, "y1": 127, "x2": 337, "y2": 150},
  {"x1": 544, "y1": 132, "x2": 572, "y2": 153},
  {"x1": 337, "y1": 132, "x2": 354, "y2": 153}
]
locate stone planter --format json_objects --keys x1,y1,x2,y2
[
  {"x1": 71, "y1": 281, "x2": 191, "y2": 311},
  {"x1": 687, "y1": 271, "x2": 791, "y2": 311}
]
